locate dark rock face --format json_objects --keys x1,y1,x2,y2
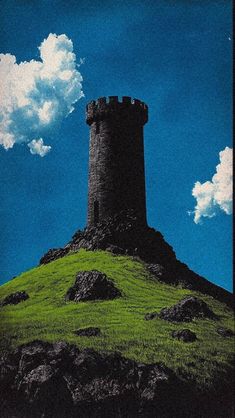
[
  {"x1": 65, "y1": 271, "x2": 121, "y2": 302},
  {"x1": 105, "y1": 244, "x2": 125, "y2": 255},
  {"x1": 68, "y1": 211, "x2": 176, "y2": 264},
  {"x1": 158, "y1": 296, "x2": 217, "y2": 323},
  {"x1": 41, "y1": 211, "x2": 177, "y2": 265},
  {"x1": 0, "y1": 340, "x2": 233, "y2": 418},
  {"x1": 0, "y1": 340, "x2": 185, "y2": 418},
  {"x1": 39, "y1": 211, "x2": 233, "y2": 308},
  {"x1": 147, "y1": 264, "x2": 166, "y2": 279},
  {"x1": 217, "y1": 327, "x2": 235, "y2": 338},
  {"x1": 40, "y1": 248, "x2": 69, "y2": 265},
  {"x1": 0, "y1": 291, "x2": 29, "y2": 307},
  {"x1": 171, "y1": 329, "x2": 197, "y2": 342},
  {"x1": 74, "y1": 327, "x2": 101, "y2": 337}
]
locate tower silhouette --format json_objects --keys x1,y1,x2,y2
[{"x1": 86, "y1": 96, "x2": 148, "y2": 226}]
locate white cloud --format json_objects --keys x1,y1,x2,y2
[
  {"x1": 191, "y1": 147, "x2": 233, "y2": 224},
  {"x1": 28, "y1": 138, "x2": 51, "y2": 157},
  {"x1": 0, "y1": 33, "x2": 84, "y2": 155}
]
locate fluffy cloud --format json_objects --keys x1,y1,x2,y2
[
  {"x1": 191, "y1": 147, "x2": 233, "y2": 224},
  {"x1": 28, "y1": 138, "x2": 51, "y2": 157},
  {"x1": 0, "y1": 33, "x2": 84, "y2": 156}
]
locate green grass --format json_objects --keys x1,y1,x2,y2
[{"x1": 0, "y1": 249, "x2": 234, "y2": 388}]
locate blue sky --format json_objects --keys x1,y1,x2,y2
[{"x1": 0, "y1": 0, "x2": 232, "y2": 290}]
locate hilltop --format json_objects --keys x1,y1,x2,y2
[{"x1": 0, "y1": 249, "x2": 234, "y2": 417}]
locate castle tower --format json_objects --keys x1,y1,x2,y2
[{"x1": 86, "y1": 96, "x2": 148, "y2": 227}]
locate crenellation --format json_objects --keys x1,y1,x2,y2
[
  {"x1": 97, "y1": 97, "x2": 106, "y2": 105},
  {"x1": 108, "y1": 96, "x2": 119, "y2": 103},
  {"x1": 122, "y1": 96, "x2": 132, "y2": 104},
  {"x1": 86, "y1": 96, "x2": 148, "y2": 125}
]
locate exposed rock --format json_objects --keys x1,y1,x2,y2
[
  {"x1": 0, "y1": 340, "x2": 186, "y2": 418},
  {"x1": 68, "y1": 211, "x2": 176, "y2": 264},
  {"x1": 158, "y1": 296, "x2": 217, "y2": 323},
  {"x1": 105, "y1": 244, "x2": 125, "y2": 255},
  {"x1": 0, "y1": 340, "x2": 233, "y2": 418},
  {"x1": 39, "y1": 211, "x2": 233, "y2": 308},
  {"x1": 216, "y1": 327, "x2": 235, "y2": 338},
  {"x1": 74, "y1": 327, "x2": 101, "y2": 337},
  {"x1": 0, "y1": 291, "x2": 29, "y2": 307},
  {"x1": 147, "y1": 263, "x2": 166, "y2": 278},
  {"x1": 40, "y1": 211, "x2": 176, "y2": 266},
  {"x1": 171, "y1": 329, "x2": 197, "y2": 342},
  {"x1": 39, "y1": 248, "x2": 69, "y2": 265},
  {"x1": 65, "y1": 271, "x2": 121, "y2": 302},
  {"x1": 145, "y1": 312, "x2": 158, "y2": 321}
]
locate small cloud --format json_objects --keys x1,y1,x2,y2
[
  {"x1": 0, "y1": 33, "x2": 84, "y2": 155},
  {"x1": 28, "y1": 138, "x2": 51, "y2": 157},
  {"x1": 190, "y1": 147, "x2": 233, "y2": 224}
]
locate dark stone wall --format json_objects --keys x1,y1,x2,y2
[{"x1": 86, "y1": 97, "x2": 148, "y2": 226}]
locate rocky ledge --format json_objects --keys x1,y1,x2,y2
[
  {"x1": 0, "y1": 340, "x2": 233, "y2": 418},
  {"x1": 0, "y1": 291, "x2": 29, "y2": 307},
  {"x1": 39, "y1": 211, "x2": 233, "y2": 308},
  {"x1": 40, "y1": 210, "x2": 176, "y2": 265}
]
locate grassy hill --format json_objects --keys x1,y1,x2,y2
[{"x1": 0, "y1": 249, "x2": 234, "y2": 389}]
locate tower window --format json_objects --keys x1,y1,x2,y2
[{"x1": 94, "y1": 201, "x2": 99, "y2": 224}]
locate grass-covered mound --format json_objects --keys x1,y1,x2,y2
[{"x1": 0, "y1": 250, "x2": 234, "y2": 389}]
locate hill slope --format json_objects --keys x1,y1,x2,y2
[{"x1": 0, "y1": 250, "x2": 233, "y2": 390}]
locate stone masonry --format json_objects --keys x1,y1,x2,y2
[{"x1": 86, "y1": 96, "x2": 148, "y2": 226}]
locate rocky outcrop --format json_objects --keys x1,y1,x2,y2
[
  {"x1": 147, "y1": 264, "x2": 167, "y2": 280},
  {"x1": 0, "y1": 291, "x2": 29, "y2": 307},
  {"x1": 216, "y1": 327, "x2": 234, "y2": 338},
  {"x1": 39, "y1": 248, "x2": 69, "y2": 265},
  {"x1": 147, "y1": 262, "x2": 234, "y2": 308},
  {"x1": 158, "y1": 296, "x2": 217, "y2": 323},
  {"x1": 66, "y1": 211, "x2": 177, "y2": 264},
  {"x1": 171, "y1": 329, "x2": 197, "y2": 342},
  {"x1": 39, "y1": 211, "x2": 233, "y2": 308},
  {"x1": 0, "y1": 340, "x2": 186, "y2": 418},
  {"x1": 74, "y1": 327, "x2": 101, "y2": 337},
  {"x1": 40, "y1": 211, "x2": 176, "y2": 265},
  {"x1": 0, "y1": 340, "x2": 233, "y2": 418},
  {"x1": 65, "y1": 271, "x2": 121, "y2": 302}
]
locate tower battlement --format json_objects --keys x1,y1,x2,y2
[{"x1": 86, "y1": 96, "x2": 148, "y2": 126}]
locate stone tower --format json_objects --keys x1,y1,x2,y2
[{"x1": 86, "y1": 96, "x2": 148, "y2": 226}]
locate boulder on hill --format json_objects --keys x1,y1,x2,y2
[
  {"x1": 74, "y1": 327, "x2": 101, "y2": 337},
  {"x1": 65, "y1": 271, "x2": 121, "y2": 302},
  {"x1": 158, "y1": 296, "x2": 217, "y2": 323},
  {"x1": 216, "y1": 327, "x2": 234, "y2": 338},
  {"x1": 0, "y1": 291, "x2": 29, "y2": 307},
  {"x1": 171, "y1": 329, "x2": 197, "y2": 342}
]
